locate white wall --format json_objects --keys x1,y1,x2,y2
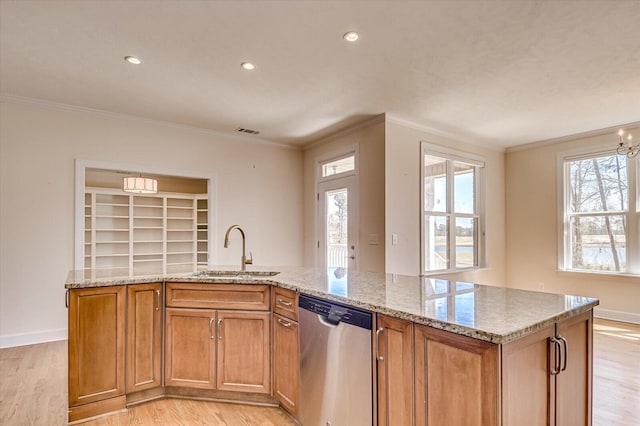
[
  {"x1": 0, "y1": 99, "x2": 304, "y2": 347},
  {"x1": 506, "y1": 128, "x2": 640, "y2": 321},
  {"x1": 385, "y1": 119, "x2": 507, "y2": 285},
  {"x1": 302, "y1": 117, "x2": 386, "y2": 272}
]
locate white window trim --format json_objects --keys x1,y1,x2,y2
[
  {"x1": 314, "y1": 145, "x2": 359, "y2": 268},
  {"x1": 74, "y1": 159, "x2": 218, "y2": 271},
  {"x1": 317, "y1": 148, "x2": 358, "y2": 183},
  {"x1": 557, "y1": 146, "x2": 639, "y2": 276},
  {"x1": 420, "y1": 142, "x2": 486, "y2": 275}
]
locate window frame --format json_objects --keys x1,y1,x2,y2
[
  {"x1": 557, "y1": 147, "x2": 639, "y2": 276},
  {"x1": 420, "y1": 142, "x2": 486, "y2": 275}
]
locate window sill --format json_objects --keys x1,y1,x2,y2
[{"x1": 557, "y1": 269, "x2": 639, "y2": 282}]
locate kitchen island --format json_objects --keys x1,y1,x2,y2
[{"x1": 65, "y1": 267, "x2": 598, "y2": 425}]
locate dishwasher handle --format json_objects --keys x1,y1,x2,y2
[{"x1": 317, "y1": 314, "x2": 339, "y2": 328}]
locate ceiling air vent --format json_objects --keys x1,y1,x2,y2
[{"x1": 235, "y1": 127, "x2": 260, "y2": 135}]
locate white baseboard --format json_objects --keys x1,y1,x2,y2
[
  {"x1": 0, "y1": 328, "x2": 68, "y2": 349},
  {"x1": 594, "y1": 308, "x2": 640, "y2": 325}
]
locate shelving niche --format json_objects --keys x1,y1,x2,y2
[{"x1": 84, "y1": 188, "x2": 208, "y2": 278}]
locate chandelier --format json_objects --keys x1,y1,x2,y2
[
  {"x1": 616, "y1": 129, "x2": 638, "y2": 158},
  {"x1": 123, "y1": 175, "x2": 157, "y2": 194}
]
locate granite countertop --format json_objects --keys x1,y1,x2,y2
[{"x1": 65, "y1": 266, "x2": 599, "y2": 344}]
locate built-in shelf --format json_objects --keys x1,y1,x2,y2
[{"x1": 84, "y1": 189, "x2": 208, "y2": 275}]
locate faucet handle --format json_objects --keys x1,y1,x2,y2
[{"x1": 246, "y1": 251, "x2": 253, "y2": 265}]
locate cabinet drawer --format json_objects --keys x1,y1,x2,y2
[
  {"x1": 166, "y1": 283, "x2": 270, "y2": 310},
  {"x1": 273, "y1": 287, "x2": 298, "y2": 320}
]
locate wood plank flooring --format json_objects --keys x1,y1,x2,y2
[
  {"x1": 1, "y1": 318, "x2": 638, "y2": 425},
  {"x1": 592, "y1": 319, "x2": 640, "y2": 426}
]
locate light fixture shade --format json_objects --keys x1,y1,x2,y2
[{"x1": 123, "y1": 176, "x2": 157, "y2": 194}]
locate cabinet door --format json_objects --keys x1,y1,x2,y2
[
  {"x1": 126, "y1": 283, "x2": 163, "y2": 393},
  {"x1": 414, "y1": 324, "x2": 498, "y2": 426},
  {"x1": 377, "y1": 315, "x2": 414, "y2": 426},
  {"x1": 273, "y1": 314, "x2": 299, "y2": 415},
  {"x1": 68, "y1": 286, "x2": 125, "y2": 406},
  {"x1": 555, "y1": 310, "x2": 593, "y2": 426},
  {"x1": 165, "y1": 308, "x2": 216, "y2": 389},
  {"x1": 217, "y1": 311, "x2": 271, "y2": 394},
  {"x1": 502, "y1": 324, "x2": 556, "y2": 426}
]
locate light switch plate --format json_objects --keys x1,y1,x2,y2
[{"x1": 392, "y1": 233, "x2": 398, "y2": 245}]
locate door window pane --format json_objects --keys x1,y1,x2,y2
[
  {"x1": 424, "y1": 215, "x2": 449, "y2": 271},
  {"x1": 424, "y1": 155, "x2": 447, "y2": 212},
  {"x1": 326, "y1": 188, "x2": 348, "y2": 268}
]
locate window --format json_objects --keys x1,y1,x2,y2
[
  {"x1": 421, "y1": 143, "x2": 485, "y2": 274},
  {"x1": 560, "y1": 150, "x2": 639, "y2": 275},
  {"x1": 321, "y1": 154, "x2": 355, "y2": 178}
]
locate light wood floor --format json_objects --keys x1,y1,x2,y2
[{"x1": 1, "y1": 318, "x2": 638, "y2": 425}]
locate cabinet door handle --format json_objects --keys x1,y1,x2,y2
[
  {"x1": 376, "y1": 327, "x2": 385, "y2": 361},
  {"x1": 559, "y1": 335, "x2": 569, "y2": 372},
  {"x1": 65, "y1": 290, "x2": 69, "y2": 309},
  {"x1": 217, "y1": 318, "x2": 223, "y2": 340},
  {"x1": 277, "y1": 318, "x2": 292, "y2": 328},
  {"x1": 155, "y1": 290, "x2": 161, "y2": 311},
  {"x1": 550, "y1": 337, "x2": 561, "y2": 375},
  {"x1": 209, "y1": 318, "x2": 215, "y2": 339},
  {"x1": 277, "y1": 299, "x2": 293, "y2": 307}
]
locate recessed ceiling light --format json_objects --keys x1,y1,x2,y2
[
  {"x1": 343, "y1": 31, "x2": 359, "y2": 42},
  {"x1": 124, "y1": 56, "x2": 142, "y2": 65},
  {"x1": 241, "y1": 62, "x2": 256, "y2": 70}
]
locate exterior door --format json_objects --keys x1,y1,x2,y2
[{"x1": 318, "y1": 175, "x2": 357, "y2": 273}]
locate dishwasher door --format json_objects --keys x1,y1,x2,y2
[{"x1": 298, "y1": 294, "x2": 373, "y2": 426}]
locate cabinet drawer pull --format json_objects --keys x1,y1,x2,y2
[
  {"x1": 277, "y1": 299, "x2": 293, "y2": 307},
  {"x1": 209, "y1": 318, "x2": 215, "y2": 339},
  {"x1": 559, "y1": 335, "x2": 569, "y2": 372},
  {"x1": 155, "y1": 290, "x2": 161, "y2": 311},
  {"x1": 376, "y1": 327, "x2": 384, "y2": 361},
  {"x1": 65, "y1": 290, "x2": 69, "y2": 309},
  {"x1": 217, "y1": 318, "x2": 223, "y2": 340},
  {"x1": 277, "y1": 318, "x2": 292, "y2": 328},
  {"x1": 550, "y1": 337, "x2": 561, "y2": 375}
]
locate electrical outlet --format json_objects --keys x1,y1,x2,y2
[{"x1": 392, "y1": 233, "x2": 398, "y2": 245}]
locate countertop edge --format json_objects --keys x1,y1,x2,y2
[{"x1": 65, "y1": 272, "x2": 599, "y2": 345}]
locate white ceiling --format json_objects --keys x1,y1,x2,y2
[{"x1": 1, "y1": 1, "x2": 639, "y2": 149}]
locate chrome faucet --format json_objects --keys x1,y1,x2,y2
[{"x1": 223, "y1": 225, "x2": 253, "y2": 271}]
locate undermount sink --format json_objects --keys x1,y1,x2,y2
[{"x1": 192, "y1": 270, "x2": 280, "y2": 278}]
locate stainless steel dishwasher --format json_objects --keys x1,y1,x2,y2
[{"x1": 298, "y1": 294, "x2": 373, "y2": 426}]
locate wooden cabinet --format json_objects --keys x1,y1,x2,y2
[
  {"x1": 217, "y1": 311, "x2": 271, "y2": 393},
  {"x1": 272, "y1": 287, "x2": 300, "y2": 416},
  {"x1": 414, "y1": 324, "x2": 498, "y2": 426},
  {"x1": 164, "y1": 282, "x2": 271, "y2": 395},
  {"x1": 126, "y1": 283, "x2": 163, "y2": 393},
  {"x1": 376, "y1": 315, "x2": 414, "y2": 426},
  {"x1": 555, "y1": 311, "x2": 593, "y2": 426},
  {"x1": 68, "y1": 286, "x2": 126, "y2": 421},
  {"x1": 379, "y1": 310, "x2": 592, "y2": 426},
  {"x1": 502, "y1": 310, "x2": 593, "y2": 426},
  {"x1": 165, "y1": 308, "x2": 216, "y2": 388}
]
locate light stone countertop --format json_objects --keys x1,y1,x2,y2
[{"x1": 65, "y1": 266, "x2": 599, "y2": 344}]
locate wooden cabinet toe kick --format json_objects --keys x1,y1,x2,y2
[{"x1": 68, "y1": 396, "x2": 126, "y2": 424}]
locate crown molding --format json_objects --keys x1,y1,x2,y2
[
  {"x1": 0, "y1": 93, "x2": 302, "y2": 151},
  {"x1": 301, "y1": 113, "x2": 386, "y2": 151},
  {"x1": 384, "y1": 115, "x2": 506, "y2": 153},
  {"x1": 505, "y1": 121, "x2": 640, "y2": 153}
]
